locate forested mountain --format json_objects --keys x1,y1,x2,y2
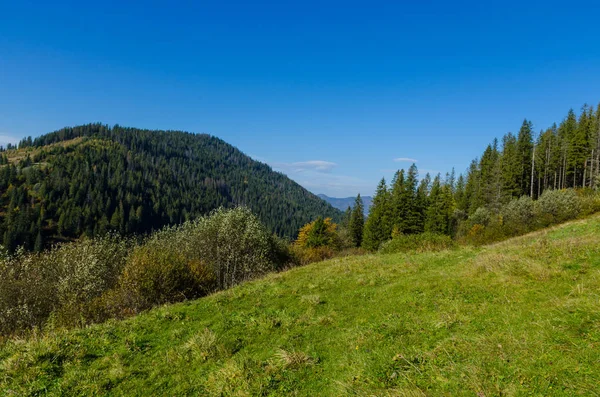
[
  {"x1": 317, "y1": 194, "x2": 372, "y2": 215},
  {"x1": 0, "y1": 124, "x2": 341, "y2": 251}
]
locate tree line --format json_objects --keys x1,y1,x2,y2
[{"x1": 341, "y1": 102, "x2": 600, "y2": 250}]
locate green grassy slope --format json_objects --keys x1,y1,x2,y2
[{"x1": 2, "y1": 216, "x2": 600, "y2": 396}]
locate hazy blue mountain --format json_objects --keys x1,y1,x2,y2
[{"x1": 317, "y1": 194, "x2": 372, "y2": 216}]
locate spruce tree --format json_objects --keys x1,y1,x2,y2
[
  {"x1": 404, "y1": 164, "x2": 420, "y2": 233},
  {"x1": 390, "y1": 169, "x2": 407, "y2": 232},
  {"x1": 517, "y1": 119, "x2": 534, "y2": 196},
  {"x1": 348, "y1": 194, "x2": 364, "y2": 247},
  {"x1": 363, "y1": 178, "x2": 391, "y2": 251},
  {"x1": 425, "y1": 174, "x2": 454, "y2": 234}
]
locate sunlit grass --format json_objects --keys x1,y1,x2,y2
[{"x1": 2, "y1": 215, "x2": 600, "y2": 395}]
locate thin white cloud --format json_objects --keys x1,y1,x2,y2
[
  {"x1": 271, "y1": 160, "x2": 337, "y2": 173},
  {"x1": 295, "y1": 173, "x2": 376, "y2": 197},
  {"x1": 393, "y1": 157, "x2": 418, "y2": 163},
  {"x1": 266, "y1": 158, "x2": 372, "y2": 196}
]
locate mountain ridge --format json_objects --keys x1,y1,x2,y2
[
  {"x1": 317, "y1": 193, "x2": 372, "y2": 215},
  {"x1": 0, "y1": 123, "x2": 341, "y2": 251}
]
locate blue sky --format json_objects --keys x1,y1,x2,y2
[{"x1": 2, "y1": 1, "x2": 600, "y2": 197}]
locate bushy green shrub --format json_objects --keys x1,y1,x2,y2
[
  {"x1": 0, "y1": 234, "x2": 130, "y2": 334},
  {"x1": 177, "y1": 207, "x2": 292, "y2": 289},
  {"x1": 117, "y1": 245, "x2": 208, "y2": 312},
  {"x1": 577, "y1": 189, "x2": 600, "y2": 216},
  {"x1": 1, "y1": 207, "x2": 294, "y2": 336},
  {"x1": 534, "y1": 189, "x2": 581, "y2": 227},
  {"x1": 470, "y1": 207, "x2": 492, "y2": 226},
  {"x1": 110, "y1": 207, "x2": 292, "y2": 314},
  {"x1": 290, "y1": 245, "x2": 335, "y2": 265},
  {"x1": 0, "y1": 248, "x2": 58, "y2": 335},
  {"x1": 379, "y1": 232, "x2": 456, "y2": 254},
  {"x1": 458, "y1": 189, "x2": 597, "y2": 246},
  {"x1": 501, "y1": 196, "x2": 535, "y2": 235}
]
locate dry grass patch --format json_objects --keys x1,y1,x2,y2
[{"x1": 274, "y1": 348, "x2": 315, "y2": 369}]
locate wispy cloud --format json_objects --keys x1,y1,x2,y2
[
  {"x1": 295, "y1": 173, "x2": 376, "y2": 197},
  {"x1": 271, "y1": 160, "x2": 337, "y2": 173},
  {"x1": 393, "y1": 157, "x2": 418, "y2": 163},
  {"x1": 266, "y1": 158, "x2": 373, "y2": 196}
]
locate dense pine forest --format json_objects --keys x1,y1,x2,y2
[
  {"x1": 0, "y1": 124, "x2": 341, "y2": 251},
  {"x1": 361, "y1": 103, "x2": 600, "y2": 250}
]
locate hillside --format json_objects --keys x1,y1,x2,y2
[
  {"x1": 0, "y1": 124, "x2": 341, "y2": 250},
  {"x1": 318, "y1": 193, "x2": 372, "y2": 215},
  {"x1": 2, "y1": 215, "x2": 599, "y2": 396}
]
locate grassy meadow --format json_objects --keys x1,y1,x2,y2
[{"x1": 1, "y1": 215, "x2": 600, "y2": 396}]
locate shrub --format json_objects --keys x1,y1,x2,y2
[
  {"x1": 179, "y1": 207, "x2": 292, "y2": 289},
  {"x1": 0, "y1": 248, "x2": 58, "y2": 335},
  {"x1": 577, "y1": 189, "x2": 600, "y2": 216},
  {"x1": 501, "y1": 196, "x2": 535, "y2": 235},
  {"x1": 290, "y1": 246, "x2": 335, "y2": 265},
  {"x1": 0, "y1": 234, "x2": 130, "y2": 334},
  {"x1": 534, "y1": 189, "x2": 581, "y2": 227},
  {"x1": 379, "y1": 232, "x2": 456, "y2": 254},
  {"x1": 117, "y1": 245, "x2": 209, "y2": 312},
  {"x1": 295, "y1": 217, "x2": 341, "y2": 249},
  {"x1": 470, "y1": 207, "x2": 492, "y2": 226},
  {"x1": 111, "y1": 207, "x2": 291, "y2": 313}
]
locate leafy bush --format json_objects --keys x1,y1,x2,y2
[
  {"x1": 501, "y1": 196, "x2": 535, "y2": 235},
  {"x1": 534, "y1": 189, "x2": 581, "y2": 227},
  {"x1": 177, "y1": 207, "x2": 292, "y2": 289},
  {"x1": 0, "y1": 207, "x2": 294, "y2": 336},
  {"x1": 290, "y1": 246, "x2": 335, "y2": 265},
  {"x1": 470, "y1": 207, "x2": 492, "y2": 226},
  {"x1": 379, "y1": 232, "x2": 456, "y2": 254},
  {"x1": 577, "y1": 189, "x2": 600, "y2": 216},
  {"x1": 0, "y1": 234, "x2": 130, "y2": 334},
  {"x1": 295, "y1": 217, "x2": 341, "y2": 249},
  {"x1": 0, "y1": 248, "x2": 58, "y2": 335},
  {"x1": 116, "y1": 244, "x2": 211, "y2": 313},
  {"x1": 110, "y1": 207, "x2": 292, "y2": 314},
  {"x1": 458, "y1": 189, "x2": 597, "y2": 246}
]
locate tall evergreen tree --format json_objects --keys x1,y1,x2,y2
[
  {"x1": 404, "y1": 164, "x2": 421, "y2": 234},
  {"x1": 363, "y1": 178, "x2": 391, "y2": 251},
  {"x1": 348, "y1": 194, "x2": 364, "y2": 247},
  {"x1": 517, "y1": 119, "x2": 534, "y2": 196}
]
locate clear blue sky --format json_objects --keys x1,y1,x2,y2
[{"x1": 2, "y1": 1, "x2": 600, "y2": 197}]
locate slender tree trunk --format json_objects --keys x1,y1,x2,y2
[
  {"x1": 590, "y1": 149, "x2": 595, "y2": 188},
  {"x1": 544, "y1": 145, "x2": 550, "y2": 190},
  {"x1": 530, "y1": 144, "x2": 535, "y2": 197},
  {"x1": 563, "y1": 155, "x2": 567, "y2": 189}
]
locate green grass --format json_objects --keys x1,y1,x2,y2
[{"x1": 2, "y1": 216, "x2": 600, "y2": 396}]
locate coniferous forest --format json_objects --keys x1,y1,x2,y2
[
  {"x1": 361, "y1": 103, "x2": 600, "y2": 250},
  {"x1": 0, "y1": 124, "x2": 341, "y2": 252}
]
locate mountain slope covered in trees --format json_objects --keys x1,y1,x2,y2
[{"x1": 0, "y1": 124, "x2": 341, "y2": 251}]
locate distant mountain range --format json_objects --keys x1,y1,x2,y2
[{"x1": 317, "y1": 194, "x2": 372, "y2": 215}]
